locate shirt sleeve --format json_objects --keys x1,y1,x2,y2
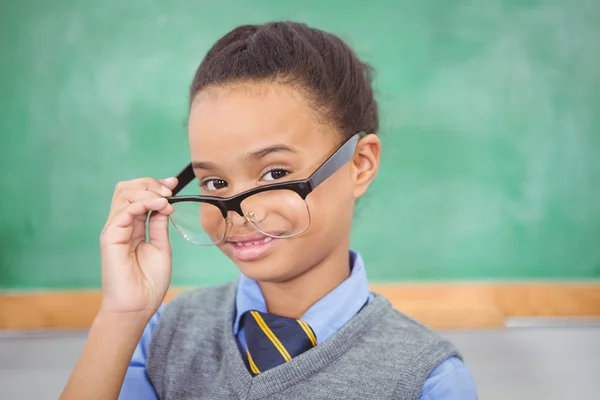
[
  {"x1": 418, "y1": 356, "x2": 478, "y2": 400},
  {"x1": 118, "y1": 306, "x2": 164, "y2": 400}
]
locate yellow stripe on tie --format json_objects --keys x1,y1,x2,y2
[
  {"x1": 298, "y1": 320, "x2": 317, "y2": 347},
  {"x1": 246, "y1": 346, "x2": 261, "y2": 375},
  {"x1": 250, "y1": 311, "x2": 292, "y2": 362}
]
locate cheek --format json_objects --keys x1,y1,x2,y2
[
  {"x1": 305, "y1": 171, "x2": 355, "y2": 231},
  {"x1": 200, "y1": 206, "x2": 224, "y2": 236}
]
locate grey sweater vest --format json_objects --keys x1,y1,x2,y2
[{"x1": 147, "y1": 282, "x2": 460, "y2": 400}]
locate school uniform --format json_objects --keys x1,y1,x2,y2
[{"x1": 120, "y1": 250, "x2": 477, "y2": 399}]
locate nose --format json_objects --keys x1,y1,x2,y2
[{"x1": 227, "y1": 210, "x2": 248, "y2": 227}]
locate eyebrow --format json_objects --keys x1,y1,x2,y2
[
  {"x1": 191, "y1": 144, "x2": 298, "y2": 171},
  {"x1": 245, "y1": 144, "x2": 298, "y2": 161},
  {"x1": 191, "y1": 160, "x2": 219, "y2": 171}
]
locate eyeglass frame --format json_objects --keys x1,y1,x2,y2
[{"x1": 166, "y1": 132, "x2": 362, "y2": 219}]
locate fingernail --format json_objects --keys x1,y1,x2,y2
[{"x1": 162, "y1": 177, "x2": 177, "y2": 185}]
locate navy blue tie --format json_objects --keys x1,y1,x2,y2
[{"x1": 240, "y1": 310, "x2": 317, "y2": 375}]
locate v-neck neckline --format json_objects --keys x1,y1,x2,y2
[{"x1": 221, "y1": 284, "x2": 390, "y2": 399}]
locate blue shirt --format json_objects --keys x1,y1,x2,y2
[{"x1": 120, "y1": 250, "x2": 478, "y2": 399}]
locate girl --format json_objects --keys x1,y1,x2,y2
[{"x1": 61, "y1": 21, "x2": 477, "y2": 399}]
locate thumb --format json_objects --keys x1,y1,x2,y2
[
  {"x1": 160, "y1": 177, "x2": 179, "y2": 191},
  {"x1": 148, "y1": 211, "x2": 171, "y2": 254}
]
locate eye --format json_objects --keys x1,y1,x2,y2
[
  {"x1": 201, "y1": 179, "x2": 228, "y2": 191},
  {"x1": 262, "y1": 169, "x2": 289, "y2": 181}
]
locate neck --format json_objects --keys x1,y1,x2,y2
[{"x1": 258, "y1": 243, "x2": 351, "y2": 319}]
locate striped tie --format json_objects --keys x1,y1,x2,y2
[{"x1": 240, "y1": 310, "x2": 317, "y2": 375}]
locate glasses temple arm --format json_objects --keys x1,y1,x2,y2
[
  {"x1": 172, "y1": 163, "x2": 195, "y2": 196},
  {"x1": 308, "y1": 134, "x2": 359, "y2": 189}
]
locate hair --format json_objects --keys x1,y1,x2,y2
[{"x1": 189, "y1": 21, "x2": 379, "y2": 140}]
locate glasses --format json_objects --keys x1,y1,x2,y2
[{"x1": 167, "y1": 133, "x2": 361, "y2": 245}]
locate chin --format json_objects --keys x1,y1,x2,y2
[
  {"x1": 233, "y1": 258, "x2": 296, "y2": 283},
  {"x1": 225, "y1": 251, "x2": 296, "y2": 283}
]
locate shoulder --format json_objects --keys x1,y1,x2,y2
[
  {"x1": 420, "y1": 356, "x2": 478, "y2": 400},
  {"x1": 368, "y1": 293, "x2": 460, "y2": 358},
  {"x1": 361, "y1": 293, "x2": 465, "y2": 399}
]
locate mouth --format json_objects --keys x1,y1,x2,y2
[
  {"x1": 226, "y1": 235, "x2": 279, "y2": 262},
  {"x1": 231, "y1": 236, "x2": 274, "y2": 247}
]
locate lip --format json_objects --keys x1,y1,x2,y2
[
  {"x1": 227, "y1": 235, "x2": 278, "y2": 262},
  {"x1": 226, "y1": 232, "x2": 272, "y2": 243}
]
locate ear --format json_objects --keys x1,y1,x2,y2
[{"x1": 351, "y1": 133, "x2": 381, "y2": 198}]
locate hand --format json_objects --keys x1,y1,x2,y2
[{"x1": 99, "y1": 177, "x2": 178, "y2": 317}]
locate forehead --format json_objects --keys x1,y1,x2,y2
[{"x1": 187, "y1": 82, "x2": 337, "y2": 160}]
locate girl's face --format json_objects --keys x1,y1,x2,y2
[{"x1": 187, "y1": 82, "x2": 379, "y2": 283}]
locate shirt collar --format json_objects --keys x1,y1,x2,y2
[{"x1": 233, "y1": 249, "x2": 370, "y2": 344}]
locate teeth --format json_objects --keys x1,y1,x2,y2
[{"x1": 235, "y1": 237, "x2": 273, "y2": 247}]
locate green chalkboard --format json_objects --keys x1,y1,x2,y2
[{"x1": 1, "y1": 0, "x2": 599, "y2": 290}]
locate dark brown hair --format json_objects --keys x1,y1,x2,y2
[{"x1": 189, "y1": 21, "x2": 379, "y2": 139}]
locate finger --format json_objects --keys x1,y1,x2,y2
[
  {"x1": 109, "y1": 190, "x2": 164, "y2": 220},
  {"x1": 130, "y1": 203, "x2": 173, "y2": 251},
  {"x1": 159, "y1": 177, "x2": 178, "y2": 191},
  {"x1": 148, "y1": 205, "x2": 174, "y2": 254},
  {"x1": 102, "y1": 198, "x2": 171, "y2": 246},
  {"x1": 112, "y1": 177, "x2": 173, "y2": 203}
]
